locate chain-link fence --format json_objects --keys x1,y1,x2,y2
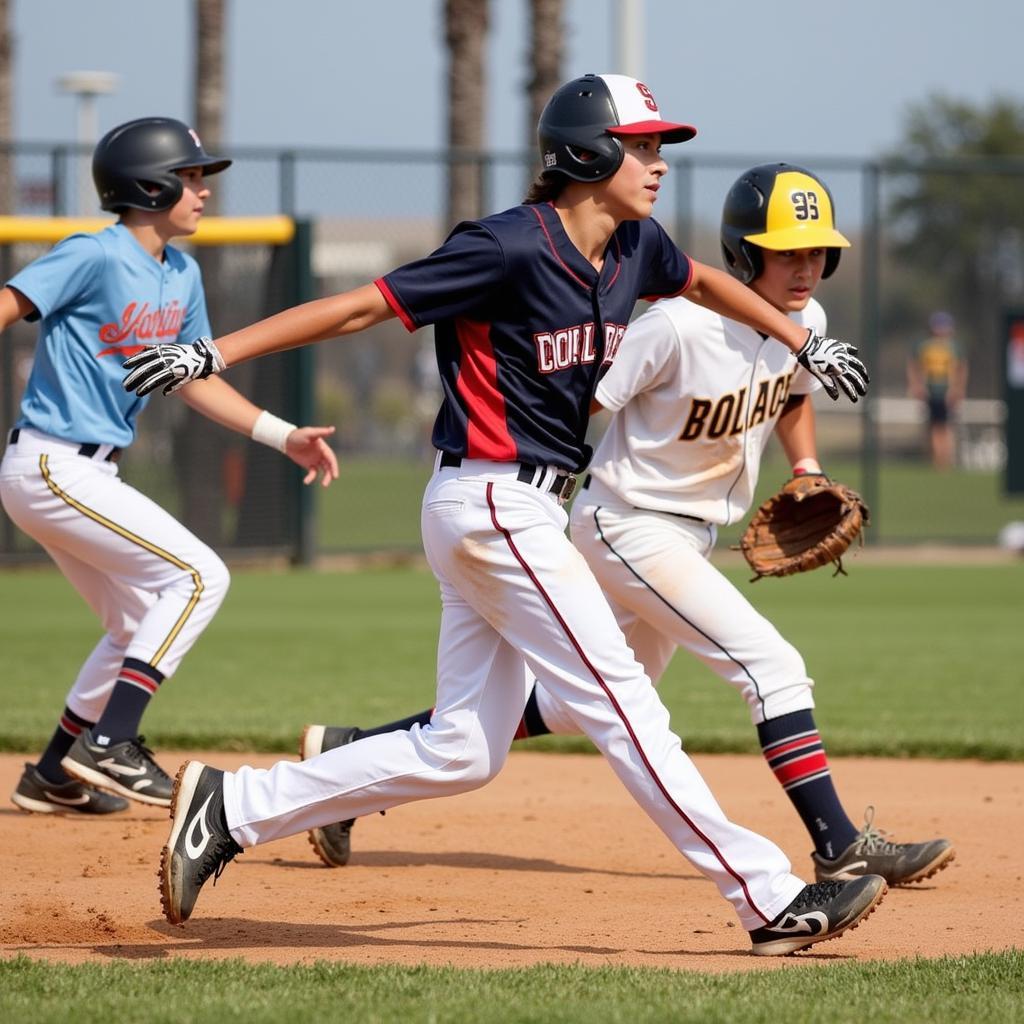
[{"x1": 2, "y1": 142, "x2": 1023, "y2": 558}]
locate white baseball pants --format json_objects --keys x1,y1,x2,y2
[
  {"x1": 222, "y1": 458, "x2": 804, "y2": 930},
  {"x1": 534, "y1": 490, "x2": 815, "y2": 736},
  {"x1": 0, "y1": 428, "x2": 230, "y2": 721}
]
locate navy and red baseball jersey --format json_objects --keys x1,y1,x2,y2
[{"x1": 376, "y1": 201, "x2": 692, "y2": 472}]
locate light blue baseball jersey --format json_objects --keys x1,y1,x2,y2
[{"x1": 9, "y1": 223, "x2": 211, "y2": 447}]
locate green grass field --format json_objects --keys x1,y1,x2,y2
[
  {"x1": 2, "y1": 952, "x2": 1022, "y2": 1024},
  {"x1": 312, "y1": 456, "x2": 1024, "y2": 551},
  {"x1": 1, "y1": 562, "x2": 1020, "y2": 758},
  {"x1": 2, "y1": 561, "x2": 1021, "y2": 1021}
]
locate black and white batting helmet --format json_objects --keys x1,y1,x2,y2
[
  {"x1": 720, "y1": 163, "x2": 850, "y2": 283},
  {"x1": 92, "y1": 117, "x2": 232, "y2": 213},
  {"x1": 537, "y1": 73, "x2": 696, "y2": 183}
]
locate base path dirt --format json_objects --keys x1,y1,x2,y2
[{"x1": 1, "y1": 751, "x2": 1020, "y2": 972}]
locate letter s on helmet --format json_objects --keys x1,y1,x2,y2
[
  {"x1": 92, "y1": 117, "x2": 232, "y2": 213},
  {"x1": 537, "y1": 73, "x2": 696, "y2": 183},
  {"x1": 720, "y1": 163, "x2": 850, "y2": 283}
]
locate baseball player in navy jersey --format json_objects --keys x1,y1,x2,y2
[
  {"x1": 293, "y1": 166, "x2": 954, "y2": 889},
  {"x1": 124, "y1": 76, "x2": 885, "y2": 955},
  {"x1": 3, "y1": 117, "x2": 338, "y2": 817}
]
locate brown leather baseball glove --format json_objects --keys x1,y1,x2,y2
[{"x1": 739, "y1": 474, "x2": 870, "y2": 581}]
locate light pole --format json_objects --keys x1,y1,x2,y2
[
  {"x1": 56, "y1": 71, "x2": 119, "y2": 215},
  {"x1": 614, "y1": 0, "x2": 644, "y2": 80}
]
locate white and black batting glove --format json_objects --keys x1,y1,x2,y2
[
  {"x1": 795, "y1": 330, "x2": 870, "y2": 403},
  {"x1": 122, "y1": 337, "x2": 226, "y2": 397}
]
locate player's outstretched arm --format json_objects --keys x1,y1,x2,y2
[
  {"x1": 682, "y1": 260, "x2": 869, "y2": 403},
  {"x1": 178, "y1": 376, "x2": 339, "y2": 487},
  {"x1": 124, "y1": 284, "x2": 394, "y2": 397}
]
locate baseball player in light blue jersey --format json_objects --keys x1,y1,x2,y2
[{"x1": 2, "y1": 117, "x2": 338, "y2": 816}]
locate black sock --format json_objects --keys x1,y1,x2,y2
[
  {"x1": 355, "y1": 708, "x2": 434, "y2": 739},
  {"x1": 92, "y1": 658, "x2": 165, "y2": 745},
  {"x1": 757, "y1": 709, "x2": 858, "y2": 859},
  {"x1": 514, "y1": 687, "x2": 551, "y2": 740},
  {"x1": 37, "y1": 706, "x2": 94, "y2": 782}
]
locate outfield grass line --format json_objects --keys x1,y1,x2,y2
[{"x1": 1, "y1": 951, "x2": 1022, "y2": 1024}]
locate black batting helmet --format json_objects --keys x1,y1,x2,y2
[
  {"x1": 537, "y1": 73, "x2": 696, "y2": 183},
  {"x1": 92, "y1": 117, "x2": 232, "y2": 213},
  {"x1": 720, "y1": 163, "x2": 850, "y2": 283}
]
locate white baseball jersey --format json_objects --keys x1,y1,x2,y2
[{"x1": 590, "y1": 297, "x2": 825, "y2": 525}]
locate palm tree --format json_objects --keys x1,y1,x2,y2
[
  {"x1": 445, "y1": 0, "x2": 489, "y2": 226},
  {"x1": 525, "y1": 0, "x2": 564, "y2": 188},
  {"x1": 178, "y1": 0, "x2": 230, "y2": 542},
  {"x1": 194, "y1": 0, "x2": 226, "y2": 212},
  {"x1": 0, "y1": 0, "x2": 12, "y2": 214}
]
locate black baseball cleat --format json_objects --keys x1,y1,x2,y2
[
  {"x1": 812, "y1": 807, "x2": 955, "y2": 885},
  {"x1": 62, "y1": 729, "x2": 173, "y2": 806},
  {"x1": 11, "y1": 762, "x2": 129, "y2": 815},
  {"x1": 159, "y1": 760, "x2": 243, "y2": 925},
  {"x1": 748, "y1": 875, "x2": 887, "y2": 956},
  {"x1": 300, "y1": 724, "x2": 359, "y2": 867}
]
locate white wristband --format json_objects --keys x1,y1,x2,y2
[
  {"x1": 251, "y1": 410, "x2": 297, "y2": 453},
  {"x1": 792, "y1": 457, "x2": 823, "y2": 476}
]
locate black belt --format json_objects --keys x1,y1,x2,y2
[
  {"x1": 439, "y1": 452, "x2": 577, "y2": 502},
  {"x1": 8, "y1": 428, "x2": 122, "y2": 463},
  {"x1": 580, "y1": 474, "x2": 706, "y2": 524}
]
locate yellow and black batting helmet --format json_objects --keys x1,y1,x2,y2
[{"x1": 720, "y1": 163, "x2": 850, "y2": 284}]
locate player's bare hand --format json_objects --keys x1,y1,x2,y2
[
  {"x1": 285, "y1": 426, "x2": 339, "y2": 488},
  {"x1": 122, "y1": 337, "x2": 226, "y2": 397},
  {"x1": 796, "y1": 330, "x2": 869, "y2": 403}
]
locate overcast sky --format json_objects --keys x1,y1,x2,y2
[{"x1": 15, "y1": 0, "x2": 1024, "y2": 159}]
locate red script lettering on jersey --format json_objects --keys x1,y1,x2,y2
[{"x1": 97, "y1": 300, "x2": 188, "y2": 357}]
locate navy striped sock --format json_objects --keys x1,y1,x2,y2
[
  {"x1": 37, "y1": 706, "x2": 94, "y2": 783},
  {"x1": 92, "y1": 658, "x2": 165, "y2": 745},
  {"x1": 356, "y1": 708, "x2": 434, "y2": 739},
  {"x1": 514, "y1": 687, "x2": 551, "y2": 740},
  {"x1": 757, "y1": 709, "x2": 857, "y2": 859}
]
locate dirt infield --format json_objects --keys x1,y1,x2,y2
[{"x1": 1, "y1": 751, "x2": 1020, "y2": 972}]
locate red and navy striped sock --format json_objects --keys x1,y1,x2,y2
[
  {"x1": 757, "y1": 709, "x2": 858, "y2": 859},
  {"x1": 37, "y1": 706, "x2": 94, "y2": 782},
  {"x1": 92, "y1": 658, "x2": 165, "y2": 745}
]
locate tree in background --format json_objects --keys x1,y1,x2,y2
[
  {"x1": 885, "y1": 95, "x2": 1024, "y2": 397},
  {"x1": 0, "y1": 0, "x2": 12, "y2": 214},
  {"x1": 445, "y1": 0, "x2": 489, "y2": 227},
  {"x1": 176, "y1": 0, "x2": 230, "y2": 544},
  {"x1": 525, "y1": 0, "x2": 563, "y2": 189}
]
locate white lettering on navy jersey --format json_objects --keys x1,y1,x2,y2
[
  {"x1": 534, "y1": 322, "x2": 626, "y2": 374},
  {"x1": 603, "y1": 322, "x2": 628, "y2": 363}
]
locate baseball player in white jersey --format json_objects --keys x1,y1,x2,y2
[
  {"x1": 554, "y1": 165, "x2": 952, "y2": 885},
  {"x1": 3, "y1": 117, "x2": 337, "y2": 816},
  {"x1": 306, "y1": 164, "x2": 953, "y2": 888}
]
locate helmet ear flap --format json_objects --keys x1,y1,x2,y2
[
  {"x1": 562, "y1": 136, "x2": 624, "y2": 180},
  {"x1": 131, "y1": 176, "x2": 185, "y2": 211},
  {"x1": 740, "y1": 241, "x2": 763, "y2": 284},
  {"x1": 822, "y1": 248, "x2": 841, "y2": 279},
  {"x1": 720, "y1": 236, "x2": 762, "y2": 284}
]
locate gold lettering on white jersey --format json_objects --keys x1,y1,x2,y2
[{"x1": 677, "y1": 372, "x2": 797, "y2": 443}]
